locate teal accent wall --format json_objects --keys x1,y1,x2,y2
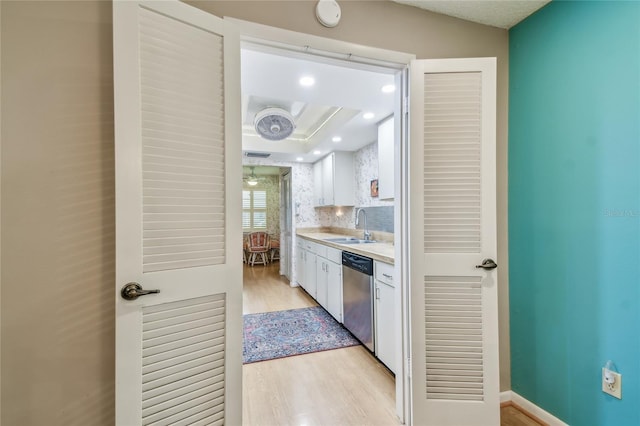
[{"x1": 509, "y1": 1, "x2": 640, "y2": 425}]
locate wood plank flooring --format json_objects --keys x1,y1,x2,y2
[
  {"x1": 242, "y1": 262, "x2": 541, "y2": 426},
  {"x1": 500, "y1": 405, "x2": 546, "y2": 426}
]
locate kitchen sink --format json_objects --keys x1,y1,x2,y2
[{"x1": 324, "y1": 237, "x2": 377, "y2": 244}]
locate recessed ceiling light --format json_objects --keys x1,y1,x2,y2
[
  {"x1": 299, "y1": 76, "x2": 315, "y2": 87},
  {"x1": 381, "y1": 84, "x2": 396, "y2": 93},
  {"x1": 332, "y1": 136, "x2": 342, "y2": 143},
  {"x1": 296, "y1": 157, "x2": 304, "y2": 162},
  {"x1": 313, "y1": 150, "x2": 322, "y2": 155},
  {"x1": 363, "y1": 112, "x2": 375, "y2": 120}
]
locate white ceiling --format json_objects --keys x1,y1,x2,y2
[
  {"x1": 240, "y1": 1, "x2": 550, "y2": 166},
  {"x1": 391, "y1": 0, "x2": 550, "y2": 29},
  {"x1": 241, "y1": 47, "x2": 396, "y2": 163}
]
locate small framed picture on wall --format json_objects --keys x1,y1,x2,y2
[{"x1": 370, "y1": 179, "x2": 379, "y2": 198}]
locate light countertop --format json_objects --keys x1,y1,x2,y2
[{"x1": 296, "y1": 231, "x2": 394, "y2": 264}]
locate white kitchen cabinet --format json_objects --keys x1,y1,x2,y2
[
  {"x1": 295, "y1": 238, "x2": 305, "y2": 287},
  {"x1": 316, "y1": 259, "x2": 328, "y2": 309},
  {"x1": 301, "y1": 240, "x2": 318, "y2": 299},
  {"x1": 374, "y1": 261, "x2": 395, "y2": 373},
  {"x1": 313, "y1": 152, "x2": 355, "y2": 207},
  {"x1": 377, "y1": 116, "x2": 395, "y2": 200},
  {"x1": 315, "y1": 246, "x2": 343, "y2": 323},
  {"x1": 326, "y1": 259, "x2": 342, "y2": 322}
]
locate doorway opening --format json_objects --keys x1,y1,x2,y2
[{"x1": 236, "y1": 24, "x2": 411, "y2": 424}]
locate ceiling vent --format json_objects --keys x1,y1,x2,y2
[
  {"x1": 254, "y1": 107, "x2": 296, "y2": 141},
  {"x1": 244, "y1": 151, "x2": 271, "y2": 159}
]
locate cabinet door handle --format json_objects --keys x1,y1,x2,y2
[
  {"x1": 376, "y1": 286, "x2": 380, "y2": 300},
  {"x1": 382, "y1": 273, "x2": 393, "y2": 279}
]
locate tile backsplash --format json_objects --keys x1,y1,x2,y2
[{"x1": 355, "y1": 206, "x2": 394, "y2": 233}]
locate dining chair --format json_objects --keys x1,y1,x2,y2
[
  {"x1": 247, "y1": 232, "x2": 270, "y2": 266},
  {"x1": 270, "y1": 236, "x2": 280, "y2": 262}
]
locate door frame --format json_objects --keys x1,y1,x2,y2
[
  {"x1": 226, "y1": 17, "x2": 415, "y2": 424},
  {"x1": 280, "y1": 169, "x2": 292, "y2": 280}
]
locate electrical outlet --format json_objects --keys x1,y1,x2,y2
[{"x1": 602, "y1": 368, "x2": 622, "y2": 399}]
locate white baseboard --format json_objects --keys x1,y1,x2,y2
[{"x1": 500, "y1": 390, "x2": 569, "y2": 426}]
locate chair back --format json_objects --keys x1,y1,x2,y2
[{"x1": 248, "y1": 232, "x2": 269, "y2": 250}]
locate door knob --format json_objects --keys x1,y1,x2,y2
[
  {"x1": 121, "y1": 282, "x2": 160, "y2": 301},
  {"x1": 475, "y1": 258, "x2": 498, "y2": 270}
]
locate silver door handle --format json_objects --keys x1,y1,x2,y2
[
  {"x1": 475, "y1": 259, "x2": 498, "y2": 270},
  {"x1": 121, "y1": 282, "x2": 160, "y2": 301}
]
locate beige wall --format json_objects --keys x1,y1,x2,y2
[
  {"x1": 1, "y1": 1, "x2": 115, "y2": 425},
  {"x1": 0, "y1": 1, "x2": 509, "y2": 424}
]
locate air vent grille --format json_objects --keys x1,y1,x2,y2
[{"x1": 244, "y1": 152, "x2": 271, "y2": 159}]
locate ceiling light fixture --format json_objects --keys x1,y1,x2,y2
[
  {"x1": 296, "y1": 157, "x2": 304, "y2": 162},
  {"x1": 245, "y1": 166, "x2": 261, "y2": 186},
  {"x1": 332, "y1": 136, "x2": 342, "y2": 143},
  {"x1": 381, "y1": 84, "x2": 396, "y2": 93},
  {"x1": 363, "y1": 112, "x2": 375, "y2": 120},
  {"x1": 299, "y1": 76, "x2": 315, "y2": 87},
  {"x1": 313, "y1": 150, "x2": 322, "y2": 155}
]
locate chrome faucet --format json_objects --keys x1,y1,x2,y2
[{"x1": 355, "y1": 208, "x2": 371, "y2": 241}]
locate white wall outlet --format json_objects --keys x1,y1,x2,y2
[{"x1": 602, "y1": 368, "x2": 622, "y2": 399}]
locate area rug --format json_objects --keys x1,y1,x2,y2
[{"x1": 243, "y1": 306, "x2": 360, "y2": 364}]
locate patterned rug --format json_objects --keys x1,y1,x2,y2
[{"x1": 243, "y1": 306, "x2": 360, "y2": 364}]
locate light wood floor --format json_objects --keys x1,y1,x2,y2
[{"x1": 242, "y1": 262, "x2": 541, "y2": 426}]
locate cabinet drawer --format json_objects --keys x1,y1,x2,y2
[
  {"x1": 315, "y1": 243, "x2": 327, "y2": 258},
  {"x1": 375, "y1": 261, "x2": 395, "y2": 287},
  {"x1": 326, "y1": 246, "x2": 341, "y2": 264},
  {"x1": 304, "y1": 240, "x2": 324, "y2": 256}
]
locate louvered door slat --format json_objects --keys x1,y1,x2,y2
[
  {"x1": 140, "y1": 7, "x2": 225, "y2": 273},
  {"x1": 424, "y1": 72, "x2": 482, "y2": 254},
  {"x1": 142, "y1": 294, "x2": 226, "y2": 425},
  {"x1": 425, "y1": 276, "x2": 484, "y2": 402},
  {"x1": 143, "y1": 358, "x2": 224, "y2": 390}
]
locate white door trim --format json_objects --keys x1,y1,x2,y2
[{"x1": 226, "y1": 17, "x2": 415, "y2": 424}]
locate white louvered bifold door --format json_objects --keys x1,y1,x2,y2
[
  {"x1": 114, "y1": 2, "x2": 242, "y2": 425},
  {"x1": 409, "y1": 58, "x2": 498, "y2": 426}
]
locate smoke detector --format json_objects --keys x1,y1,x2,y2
[{"x1": 254, "y1": 107, "x2": 296, "y2": 141}]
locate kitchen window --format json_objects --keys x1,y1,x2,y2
[{"x1": 242, "y1": 189, "x2": 267, "y2": 231}]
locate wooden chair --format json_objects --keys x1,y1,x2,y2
[
  {"x1": 247, "y1": 232, "x2": 270, "y2": 266},
  {"x1": 270, "y1": 236, "x2": 280, "y2": 262}
]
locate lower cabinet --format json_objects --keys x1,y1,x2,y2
[
  {"x1": 325, "y1": 260, "x2": 342, "y2": 322},
  {"x1": 295, "y1": 239, "x2": 305, "y2": 287},
  {"x1": 303, "y1": 249, "x2": 317, "y2": 299},
  {"x1": 316, "y1": 259, "x2": 328, "y2": 309},
  {"x1": 374, "y1": 261, "x2": 396, "y2": 374},
  {"x1": 317, "y1": 254, "x2": 342, "y2": 323}
]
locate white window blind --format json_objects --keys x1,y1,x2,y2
[{"x1": 242, "y1": 190, "x2": 267, "y2": 231}]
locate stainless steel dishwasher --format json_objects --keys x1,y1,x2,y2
[{"x1": 342, "y1": 251, "x2": 375, "y2": 352}]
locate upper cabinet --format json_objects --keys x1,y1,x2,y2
[
  {"x1": 377, "y1": 116, "x2": 394, "y2": 200},
  {"x1": 313, "y1": 151, "x2": 355, "y2": 207}
]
